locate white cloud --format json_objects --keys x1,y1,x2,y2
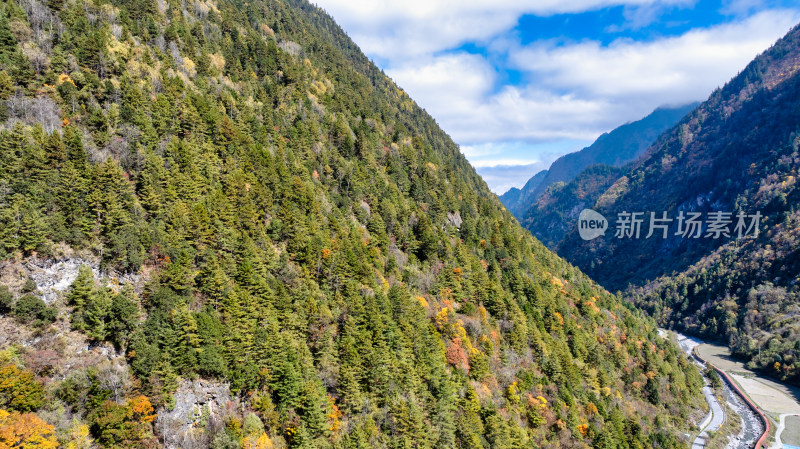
[
  {"x1": 471, "y1": 159, "x2": 541, "y2": 168},
  {"x1": 511, "y1": 9, "x2": 799, "y2": 101},
  {"x1": 387, "y1": 10, "x2": 800, "y2": 147},
  {"x1": 720, "y1": 0, "x2": 770, "y2": 15},
  {"x1": 475, "y1": 163, "x2": 548, "y2": 194},
  {"x1": 314, "y1": 0, "x2": 693, "y2": 59},
  {"x1": 462, "y1": 140, "x2": 588, "y2": 193},
  {"x1": 388, "y1": 54, "x2": 613, "y2": 143},
  {"x1": 387, "y1": 53, "x2": 495, "y2": 111}
]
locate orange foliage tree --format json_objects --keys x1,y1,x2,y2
[
  {"x1": 444, "y1": 339, "x2": 469, "y2": 371},
  {"x1": 326, "y1": 395, "x2": 342, "y2": 434},
  {"x1": 0, "y1": 409, "x2": 58, "y2": 448}
]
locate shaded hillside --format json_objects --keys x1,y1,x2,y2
[
  {"x1": 520, "y1": 165, "x2": 624, "y2": 248},
  {"x1": 0, "y1": 0, "x2": 706, "y2": 447},
  {"x1": 554, "y1": 23, "x2": 800, "y2": 385},
  {"x1": 500, "y1": 104, "x2": 695, "y2": 219}
]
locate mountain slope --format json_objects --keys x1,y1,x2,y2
[
  {"x1": 554, "y1": 23, "x2": 800, "y2": 385},
  {"x1": 499, "y1": 104, "x2": 695, "y2": 219},
  {"x1": 520, "y1": 165, "x2": 625, "y2": 248},
  {"x1": 0, "y1": 0, "x2": 703, "y2": 447}
]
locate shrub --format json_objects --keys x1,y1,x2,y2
[
  {"x1": 12, "y1": 294, "x2": 56, "y2": 325},
  {"x1": 0, "y1": 285, "x2": 12, "y2": 314}
]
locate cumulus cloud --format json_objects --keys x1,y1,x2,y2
[
  {"x1": 388, "y1": 55, "x2": 611, "y2": 143},
  {"x1": 390, "y1": 10, "x2": 800, "y2": 147},
  {"x1": 314, "y1": 0, "x2": 691, "y2": 59},
  {"x1": 511, "y1": 10, "x2": 798, "y2": 101},
  {"x1": 462, "y1": 140, "x2": 587, "y2": 193}
]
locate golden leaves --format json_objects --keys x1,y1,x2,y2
[{"x1": 0, "y1": 409, "x2": 58, "y2": 449}]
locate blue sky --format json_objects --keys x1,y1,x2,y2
[{"x1": 312, "y1": 0, "x2": 800, "y2": 193}]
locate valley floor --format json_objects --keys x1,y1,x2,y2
[
  {"x1": 671, "y1": 332, "x2": 729, "y2": 449},
  {"x1": 695, "y1": 343, "x2": 800, "y2": 449},
  {"x1": 666, "y1": 330, "x2": 763, "y2": 449}
]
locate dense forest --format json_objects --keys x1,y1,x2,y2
[
  {"x1": 0, "y1": 0, "x2": 705, "y2": 447},
  {"x1": 538, "y1": 24, "x2": 800, "y2": 386}
]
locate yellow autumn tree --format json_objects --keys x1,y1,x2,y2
[
  {"x1": 65, "y1": 418, "x2": 93, "y2": 449},
  {"x1": 0, "y1": 409, "x2": 58, "y2": 448},
  {"x1": 327, "y1": 395, "x2": 342, "y2": 434},
  {"x1": 242, "y1": 432, "x2": 273, "y2": 449},
  {"x1": 127, "y1": 395, "x2": 156, "y2": 423}
]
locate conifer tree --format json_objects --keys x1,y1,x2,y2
[{"x1": 67, "y1": 266, "x2": 95, "y2": 331}]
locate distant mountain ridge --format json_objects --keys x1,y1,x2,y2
[
  {"x1": 498, "y1": 169, "x2": 547, "y2": 217},
  {"x1": 550, "y1": 23, "x2": 800, "y2": 386},
  {"x1": 499, "y1": 103, "x2": 697, "y2": 218}
]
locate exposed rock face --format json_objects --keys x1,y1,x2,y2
[
  {"x1": 447, "y1": 211, "x2": 462, "y2": 229},
  {"x1": 0, "y1": 254, "x2": 142, "y2": 376},
  {"x1": 0, "y1": 256, "x2": 145, "y2": 304},
  {"x1": 156, "y1": 379, "x2": 238, "y2": 449},
  {"x1": 25, "y1": 258, "x2": 101, "y2": 304}
]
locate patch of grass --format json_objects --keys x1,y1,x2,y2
[{"x1": 782, "y1": 415, "x2": 800, "y2": 446}]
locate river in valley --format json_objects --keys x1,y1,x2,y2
[{"x1": 663, "y1": 330, "x2": 764, "y2": 449}]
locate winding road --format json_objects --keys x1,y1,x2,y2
[
  {"x1": 673, "y1": 333, "x2": 726, "y2": 449},
  {"x1": 696, "y1": 342, "x2": 800, "y2": 449},
  {"x1": 661, "y1": 330, "x2": 765, "y2": 449},
  {"x1": 659, "y1": 329, "x2": 800, "y2": 449}
]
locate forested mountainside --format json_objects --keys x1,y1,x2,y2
[
  {"x1": 551, "y1": 23, "x2": 800, "y2": 386},
  {"x1": 500, "y1": 104, "x2": 695, "y2": 219},
  {"x1": 0, "y1": 0, "x2": 706, "y2": 447},
  {"x1": 520, "y1": 165, "x2": 624, "y2": 248}
]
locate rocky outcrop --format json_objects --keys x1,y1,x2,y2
[
  {"x1": 0, "y1": 256, "x2": 145, "y2": 304},
  {"x1": 156, "y1": 379, "x2": 238, "y2": 449},
  {"x1": 25, "y1": 258, "x2": 101, "y2": 304},
  {"x1": 447, "y1": 211, "x2": 462, "y2": 229}
]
